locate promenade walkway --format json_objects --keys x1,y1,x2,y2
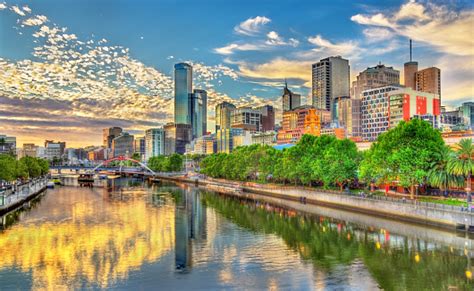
[{"x1": 0, "y1": 178, "x2": 48, "y2": 215}]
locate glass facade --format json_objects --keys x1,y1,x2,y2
[
  {"x1": 174, "y1": 63, "x2": 193, "y2": 125},
  {"x1": 190, "y1": 89, "x2": 207, "y2": 138},
  {"x1": 145, "y1": 128, "x2": 165, "y2": 161}
]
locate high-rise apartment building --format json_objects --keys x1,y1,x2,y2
[
  {"x1": 459, "y1": 102, "x2": 474, "y2": 129},
  {"x1": 282, "y1": 82, "x2": 301, "y2": 112},
  {"x1": 231, "y1": 107, "x2": 262, "y2": 131},
  {"x1": 190, "y1": 89, "x2": 207, "y2": 138},
  {"x1": 416, "y1": 67, "x2": 441, "y2": 99},
  {"x1": 312, "y1": 56, "x2": 350, "y2": 120},
  {"x1": 174, "y1": 63, "x2": 193, "y2": 125},
  {"x1": 361, "y1": 85, "x2": 402, "y2": 141},
  {"x1": 277, "y1": 105, "x2": 330, "y2": 144},
  {"x1": 351, "y1": 64, "x2": 400, "y2": 99},
  {"x1": 215, "y1": 102, "x2": 236, "y2": 132},
  {"x1": 145, "y1": 128, "x2": 165, "y2": 161},
  {"x1": 338, "y1": 99, "x2": 362, "y2": 138},
  {"x1": 103, "y1": 127, "x2": 123, "y2": 149},
  {"x1": 112, "y1": 133, "x2": 134, "y2": 158},
  {"x1": 258, "y1": 105, "x2": 275, "y2": 131}
]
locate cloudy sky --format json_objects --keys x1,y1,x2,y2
[{"x1": 0, "y1": 0, "x2": 473, "y2": 147}]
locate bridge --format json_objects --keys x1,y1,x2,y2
[{"x1": 51, "y1": 156, "x2": 157, "y2": 176}]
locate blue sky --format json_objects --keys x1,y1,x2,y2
[{"x1": 0, "y1": 0, "x2": 473, "y2": 146}]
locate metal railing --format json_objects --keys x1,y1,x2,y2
[{"x1": 0, "y1": 177, "x2": 48, "y2": 208}]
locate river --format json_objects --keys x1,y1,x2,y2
[{"x1": 0, "y1": 178, "x2": 472, "y2": 290}]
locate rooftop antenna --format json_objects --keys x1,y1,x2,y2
[
  {"x1": 409, "y1": 39, "x2": 412, "y2": 62},
  {"x1": 284, "y1": 78, "x2": 288, "y2": 88}
]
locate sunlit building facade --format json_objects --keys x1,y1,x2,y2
[
  {"x1": 215, "y1": 102, "x2": 236, "y2": 132},
  {"x1": 145, "y1": 128, "x2": 165, "y2": 161},
  {"x1": 174, "y1": 63, "x2": 193, "y2": 125}
]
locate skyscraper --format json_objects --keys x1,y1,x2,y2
[
  {"x1": 215, "y1": 101, "x2": 236, "y2": 132},
  {"x1": 258, "y1": 105, "x2": 275, "y2": 131},
  {"x1": 351, "y1": 64, "x2": 400, "y2": 99},
  {"x1": 190, "y1": 89, "x2": 207, "y2": 138},
  {"x1": 282, "y1": 82, "x2": 301, "y2": 112},
  {"x1": 174, "y1": 63, "x2": 193, "y2": 125},
  {"x1": 312, "y1": 56, "x2": 350, "y2": 120},
  {"x1": 103, "y1": 127, "x2": 123, "y2": 149}
]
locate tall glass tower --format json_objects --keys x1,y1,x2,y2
[
  {"x1": 190, "y1": 89, "x2": 207, "y2": 138},
  {"x1": 174, "y1": 63, "x2": 193, "y2": 124}
]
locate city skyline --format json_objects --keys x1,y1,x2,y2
[{"x1": 0, "y1": 0, "x2": 473, "y2": 147}]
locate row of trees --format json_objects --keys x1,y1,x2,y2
[
  {"x1": 0, "y1": 154, "x2": 49, "y2": 182},
  {"x1": 200, "y1": 134, "x2": 360, "y2": 190},
  {"x1": 200, "y1": 119, "x2": 473, "y2": 198},
  {"x1": 147, "y1": 154, "x2": 183, "y2": 172}
]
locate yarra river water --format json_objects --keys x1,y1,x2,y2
[{"x1": 0, "y1": 178, "x2": 473, "y2": 290}]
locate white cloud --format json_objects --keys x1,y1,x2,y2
[
  {"x1": 307, "y1": 35, "x2": 360, "y2": 58},
  {"x1": 22, "y1": 5, "x2": 32, "y2": 14},
  {"x1": 265, "y1": 31, "x2": 285, "y2": 45},
  {"x1": 234, "y1": 16, "x2": 271, "y2": 36},
  {"x1": 0, "y1": 3, "x2": 7, "y2": 10},
  {"x1": 351, "y1": 13, "x2": 393, "y2": 28},
  {"x1": 214, "y1": 43, "x2": 266, "y2": 55},
  {"x1": 23, "y1": 15, "x2": 48, "y2": 26},
  {"x1": 11, "y1": 5, "x2": 26, "y2": 16},
  {"x1": 351, "y1": 1, "x2": 474, "y2": 57},
  {"x1": 362, "y1": 27, "x2": 393, "y2": 43}
]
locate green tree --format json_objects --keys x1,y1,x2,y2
[
  {"x1": 427, "y1": 146, "x2": 463, "y2": 196},
  {"x1": 448, "y1": 139, "x2": 474, "y2": 202},
  {"x1": 19, "y1": 156, "x2": 42, "y2": 178},
  {"x1": 0, "y1": 154, "x2": 17, "y2": 181},
  {"x1": 168, "y1": 154, "x2": 184, "y2": 172},
  {"x1": 359, "y1": 119, "x2": 445, "y2": 198},
  {"x1": 131, "y1": 152, "x2": 141, "y2": 162}
]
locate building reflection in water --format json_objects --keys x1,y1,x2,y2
[
  {"x1": 174, "y1": 185, "x2": 207, "y2": 271},
  {"x1": 0, "y1": 180, "x2": 175, "y2": 290}
]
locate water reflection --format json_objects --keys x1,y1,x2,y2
[
  {"x1": 0, "y1": 179, "x2": 472, "y2": 290},
  {"x1": 0, "y1": 179, "x2": 175, "y2": 289}
]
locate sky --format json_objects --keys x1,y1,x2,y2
[{"x1": 0, "y1": 0, "x2": 473, "y2": 147}]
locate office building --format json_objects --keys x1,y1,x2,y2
[
  {"x1": 216, "y1": 128, "x2": 243, "y2": 153},
  {"x1": 44, "y1": 140, "x2": 66, "y2": 160},
  {"x1": 0, "y1": 135, "x2": 16, "y2": 154},
  {"x1": 186, "y1": 135, "x2": 215, "y2": 155},
  {"x1": 145, "y1": 128, "x2": 165, "y2": 160},
  {"x1": 416, "y1": 67, "x2": 441, "y2": 98},
  {"x1": 361, "y1": 85, "x2": 402, "y2": 141},
  {"x1": 338, "y1": 99, "x2": 362, "y2": 138},
  {"x1": 388, "y1": 88, "x2": 440, "y2": 128},
  {"x1": 312, "y1": 56, "x2": 350, "y2": 120},
  {"x1": 134, "y1": 136, "x2": 146, "y2": 160},
  {"x1": 174, "y1": 63, "x2": 193, "y2": 125},
  {"x1": 258, "y1": 105, "x2": 275, "y2": 131},
  {"x1": 459, "y1": 102, "x2": 474, "y2": 129},
  {"x1": 282, "y1": 82, "x2": 301, "y2": 112},
  {"x1": 215, "y1": 102, "x2": 236, "y2": 132},
  {"x1": 232, "y1": 130, "x2": 252, "y2": 148},
  {"x1": 111, "y1": 133, "x2": 134, "y2": 158},
  {"x1": 164, "y1": 123, "x2": 192, "y2": 155},
  {"x1": 23, "y1": 143, "x2": 39, "y2": 158},
  {"x1": 351, "y1": 64, "x2": 400, "y2": 99},
  {"x1": 190, "y1": 89, "x2": 207, "y2": 138},
  {"x1": 231, "y1": 107, "x2": 262, "y2": 131},
  {"x1": 103, "y1": 127, "x2": 123, "y2": 149}
]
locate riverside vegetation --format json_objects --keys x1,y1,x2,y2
[{"x1": 200, "y1": 119, "x2": 474, "y2": 200}]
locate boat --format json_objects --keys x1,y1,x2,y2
[
  {"x1": 46, "y1": 181, "x2": 55, "y2": 189},
  {"x1": 78, "y1": 173, "x2": 94, "y2": 183},
  {"x1": 52, "y1": 178, "x2": 62, "y2": 185}
]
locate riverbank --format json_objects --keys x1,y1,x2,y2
[
  {"x1": 155, "y1": 174, "x2": 474, "y2": 231},
  {"x1": 0, "y1": 178, "x2": 48, "y2": 215}
]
